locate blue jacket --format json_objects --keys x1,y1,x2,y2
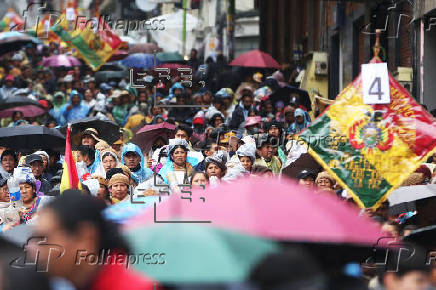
[
  {"x1": 121, "y1": 143, "x2": 153, "y2": 184},
  {"x1": 61, "y1": 90, "x2": 90, "y2": 123}
]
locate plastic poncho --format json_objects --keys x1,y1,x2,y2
[
  {"x1": 49, "y1": 92, "x2": 67, "y2": 126},
  {"x1": 162, "y1": 82, "x2": 185, "y2": 104},
  {"x1": 121, "y1": 143, "x2": 153, "y2": 184},
  {"x1": 94, "y1": 150, "x2": 121, "y2": 178},
  {"x1": 61, "y1": 90, "x2": 90, "y2": 124}
]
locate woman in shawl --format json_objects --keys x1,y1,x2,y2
[
  {"x1": 287, "y1": 108, "x2": 310, "y2": 135},
  {"x1": 158, "y1": 139, "x2": 199, "y2": 187},
  {"x1": 49, "y1": 91, "x2": 66, "y2": 126},
  {"x1": 204, "y1": 151, "x2": 228, "y2": 181}
]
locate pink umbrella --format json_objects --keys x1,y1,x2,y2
[
  {"x1": 39, "y1": 54, "x2": 82, "y2": 67},
  {"x1": 126, "y1": 178, "x2": 383, "y2": 246},
  {"x1": 230, "y1": 49, "x2": 280, "y2": 69},
  {"x1": 131, "y1": 122, "x2": 176, "y2": 155},
  {"x1": 0, "y1": 105, "x2": 45, "y2": 118}
]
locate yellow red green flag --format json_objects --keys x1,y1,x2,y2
[{"x1": 299, "y1": 58, "x2": 436, "y2": 209}]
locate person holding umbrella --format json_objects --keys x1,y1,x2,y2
[{"x1": 61, "y1": 90, "x2": 90, "y2": 124}]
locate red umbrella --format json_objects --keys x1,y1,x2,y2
[
  {"x1": 131, "y1": 122, "x2": 176, "y2": 155},
  {"x1": 153, "y1": 63, "x2": 192, "y2": 77},
  {"x1": 39, "y1": 54, "x2": 82, "y2": 67},
  {"x1": 229, "y1": 49, "x2": 280, "y2": 68},
  {"x1": 126, "y1": 178, "x2": 383, "y2": 246}
]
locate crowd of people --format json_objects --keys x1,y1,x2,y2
[{"x1": 0, "y1": 41, "x2": 435, "y2": 289}]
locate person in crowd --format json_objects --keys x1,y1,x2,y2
[
  {"x1": 109, "y1": 173, "x2": 130, "y2": 203},
  {"x1": 297, "y1": 169, "x2": 317, "y2": 188},
  {"x1": 235, "y1": 142, "x2": 256, "y2": 173},
  {"x1": 159, "y1": 138, "x2": 199, "y2": 186},
  {"x1": 61, "y1": 90, "x2": 90, "y2": 123},
  {"x1": 31, "y1": 191, "x2": 157, "y2": 289},
  {"x1": 26, "y1": 154, "x2": 52, "y2": 194},
  {"x1": 190, "y1": 171, "x2": 209, "y2": 188},
  {"x1": 204, "y1": 151, "x2": 228, "y2": 181},
  {"x1": 230, "y1": 90, "x2": 255, "y2": 130},
  {"x1": 83, "y1": 88, "x2": 96, "y2": 108},
  {"x1": 121, "y1": 143, "x2": 153, "y2": 185},
  {"x1": 255, "y1": 135, "x2": 282, "y2": 174},
  {"x1": 287, "y1": 108, "x2": 310, "y2": 135},
  {"x1": 49, "y1": 91, "x2": 67, "y2": 126},
  {"x1": 17, "y1": 171, "x2": 49, "y2": 224},
  {"x1": 92, "y1": 175, "x2": 112, "y2": 205},
  {"x1": 76, "y1": 145, "x2": 97, "y2": 179},
  {"x1": 80, "y1": 128, "x2": 101, "y2": 149},
  {"x1": 315, "y1": 171, "x2": 336, "y2": 194},
  {"x1": 7, "y1": 111, "x2": 25, "y2": 127},
  {"x1": 94, "y1": 149, "x2": 120, "y2": 178},
  {"x1": 33, "y1": 150, "x2": 52, "y2": 181},
  {"x1": 0, "y1": 150, "x2": 17, "y2": 179}
]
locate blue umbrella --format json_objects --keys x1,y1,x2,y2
[{"x1": 120, "y1": 53, "x2": 161, "y2": 69}]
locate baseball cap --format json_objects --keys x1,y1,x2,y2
[
  {"x1": 26, "y1": 154, "x2": 43, "y2": 165},
  {"x1": 297, "y1": 169, "x2": 317, "y2": 180}
]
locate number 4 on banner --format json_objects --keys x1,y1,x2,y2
[{"x1": 361, "y1": 62, "x2": 390, "y2": 104}]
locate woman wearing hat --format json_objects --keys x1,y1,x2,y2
[
  {"x1": 204, "y1": 151, "x2": 228, "y2": 181},
  {"x1": 236, "y1": 143, "x2": 256, "y2": 173},
  {"x1": 80, "y1": 128, "x2": 102, "y2": 149},
  {"x1": 109, "y1": 173, "x2": 130, "y2": 203},
  {"x1": 158, "y1": 139, "x2": 199, "y2": 187},
  {"x1": 315, "y1": 171, "x2": 336, "y2": 195},
  {"x1": 17, "y1": 170, "x2": 51, "y2": 224}
]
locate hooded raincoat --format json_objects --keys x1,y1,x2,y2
[
  {"x1": 121, "y1": 143, "x2": 153, "y2": 184},
  {"x1": 61, "y1": 90, "x2": 90, "y2": 124}
]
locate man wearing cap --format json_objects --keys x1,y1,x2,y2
[
  {"x1": 109, "y1": 173, "x2": 130, "y2": 203},
  {"x1": 297, "y1": 169, "x2": 317, "y2": 188},
  {"x1": 121, "y1": 143, "x2": 153, "y2": 185},
  {"x1": 61, "y1": 90, "x2": 90, "y2": 123},
  {"x1": 26, "y1": 154, "x2": 52, "y2": 194}
]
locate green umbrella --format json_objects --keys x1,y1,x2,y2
[
  {"x1": 124, "y1": 223, "x2": 280, "y2": 283},
  {"x1": 156, "y1": 51, "x2": 185, "y2": 63}
]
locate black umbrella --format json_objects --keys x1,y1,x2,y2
[
  {"x1": 0, "y1": 31, "x2": 40, "y2": 55},
  {"x1": 0, "y1": 125, "x2": 65, "y2": 152},
  {"x1": 269, "y1": 85, "x2": 312, "y2": 112},
  {"x1": 282, "y1": 153, "x2": 322, "y2": 180},
  {"x1": 60, "y1": 117, "x2": 120, "y2": 146},
  {"x1": 403, "y1": 225, "x2": 436, "y2": 249}
]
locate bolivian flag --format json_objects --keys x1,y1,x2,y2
[
  {"x1": 299, "y1": 58, "x2": 436, "y2": 209},
  {"x1": 51, "y1": 14, "x2": 122, "y2": 71},
  {"x1": 60, "y1": 125, "x2": 81, "y2": 193},
  {"x1": 0, "y1": 8, "x2": 24, "y2": 32}
]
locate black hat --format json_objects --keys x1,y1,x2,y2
[
  {"x1": 26, "y1": 154, "x2": 43, "y2": 165},
  {"x1": 296, "y1": 169, "x2": 317, "y2": 180}
]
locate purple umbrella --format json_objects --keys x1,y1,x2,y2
[
  {"x1": 39, "y1": 54, "x2": 82, "y2": 67},
  {"x1": 131, "y1": 122, "x2": 176, "y2": 155}
]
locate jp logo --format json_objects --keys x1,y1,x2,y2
[{"x1": 9, "y1": 236, "x2": 65, "y2": 272}]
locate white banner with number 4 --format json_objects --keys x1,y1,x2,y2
[{"x1": 361, "y1": 62, "x2": 390, "y2": 104}]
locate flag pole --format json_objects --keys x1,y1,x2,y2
[{"x1": 182, "y1": 0, "x2": 187, "y2": 57}]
